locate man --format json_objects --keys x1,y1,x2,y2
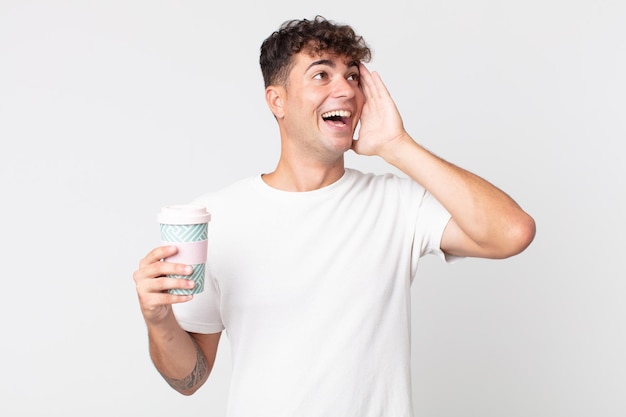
[{"x1": 133, "y1": 16, "x2": 535, "y2": 416}]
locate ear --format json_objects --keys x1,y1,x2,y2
[{"x1": 265, "y1": 86, "x2": 285, "y2": 119}]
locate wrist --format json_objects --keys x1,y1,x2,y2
[
  {"x1": 379, "y1": 133, "x2": 420, "y2": 165},
  {"x1": 146, "y1": 309, "x2": 182, "y2": 338}
]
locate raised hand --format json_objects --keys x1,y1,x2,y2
[{"x1": 352, "y1": 63, "x2": 410, "y2": 159}]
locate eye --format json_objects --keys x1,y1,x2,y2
[
  {"x1": 313, "y1": 72, "x2": 328, "y2": 80},
  {"x1": 347, "y1": 73, "x2": 360, "y2": 82}
]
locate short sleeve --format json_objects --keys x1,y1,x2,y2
[
  {"x1": 172, "y1": 275, "x2": 224, "y2": 334},
  {"x1": 413, "y1": 190, "x2": 464, "y2": 264}
]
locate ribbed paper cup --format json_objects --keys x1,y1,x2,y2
[{"x1": 158, "y1": 204, "x2": 211, "y2": 295}]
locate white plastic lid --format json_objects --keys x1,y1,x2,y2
[{"x1": 157, "y1": 204, "x2": 211, "y2": 225}]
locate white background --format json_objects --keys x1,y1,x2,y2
[{"x1": 1, "y1": 1, "x2": 624, "y2": 416}]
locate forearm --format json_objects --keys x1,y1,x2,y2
[
  {"x1": 381, "y1": 134, "x2": 535, "y2": 257},
  {"x1": 147, "y1": 313, "x2": 208, "y2": 395}
]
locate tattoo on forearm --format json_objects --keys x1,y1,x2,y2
[{"x1": 162, "y1": 338, "x2": 208, "y2": 392}]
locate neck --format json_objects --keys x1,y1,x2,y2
[{"x1": 262, "y1": 155, "x2": 345, "y2": 192}]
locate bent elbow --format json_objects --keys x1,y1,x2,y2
[
  {"x1": 178, "y1": 387, "x2": 200, "y2": 396},
  {"x1": 501, "y1": 213, "x2": 536, "y2": 258}
]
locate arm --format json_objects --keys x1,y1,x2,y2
[
  {"x1": 354, "y1": 64, "x2": 535, "y2": 259},
  {"x1": 133, "y1": 245, "x2": 221, "y2": 395}
]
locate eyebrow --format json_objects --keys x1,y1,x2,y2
[
  {"x1": 306, "y1": 59, "x2": 359, "y2": 72},
  {"x1": 306, "y1": 59, "x2": 335, "y2": 71}
]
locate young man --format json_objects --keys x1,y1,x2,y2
[{"x1": 133, "y1": 16, "x2": 535, "y2": 416}]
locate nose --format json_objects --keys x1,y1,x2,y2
[{"x1": 332, "y1": 76, "x2": 357, "y2": 99}]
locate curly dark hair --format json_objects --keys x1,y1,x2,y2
[{"x1": 260, "y1": 16, "x2": 372, "y2": 88}]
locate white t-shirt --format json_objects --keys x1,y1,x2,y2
[{"x1": 173, "y1": 168, "x2": 453, "y2": 417}]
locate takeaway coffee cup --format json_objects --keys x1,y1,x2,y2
[{"x1": 158, "y1": 204, "x2": 211, "y2": 295}]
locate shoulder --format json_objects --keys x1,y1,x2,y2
[
  {"x1": 345, "y1": 168, "x2": 425, "y2": 195},
  {"x1": 190, "y1": 176, "x2": 259, "y2": 206}
]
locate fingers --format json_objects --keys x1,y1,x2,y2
[
  {"x1": 133, "y1": 246, "x2": 196, "y2": 322},
  {"x1": 134, "y1": 246, "x2": 193, "y2": 288},
  {"x1": 137, "y1": 277, "x2": 194, "y2": 308},
  {"x1": 140, "y1": 270, "x2": 194, "y2": 293},
  {"x1": 358, "y1": 62, "x2": 375, "y2": 97},
  {"x1": 359, "y1": 62, "x2": 384, "y2": 99},
  {"x1": 137, "y1": 258, "x2": 191, "y2": 284},
  {"x1": 138, "y1": 245, "x2": 177, "y2": 268}
]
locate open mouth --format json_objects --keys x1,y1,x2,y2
[{"x1": 322, "y1": 110, "x2": 352, "y2": 126}]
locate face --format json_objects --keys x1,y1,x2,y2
[{"x1": 270, "y1": 51, "x2": 365, "y2": 159}]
